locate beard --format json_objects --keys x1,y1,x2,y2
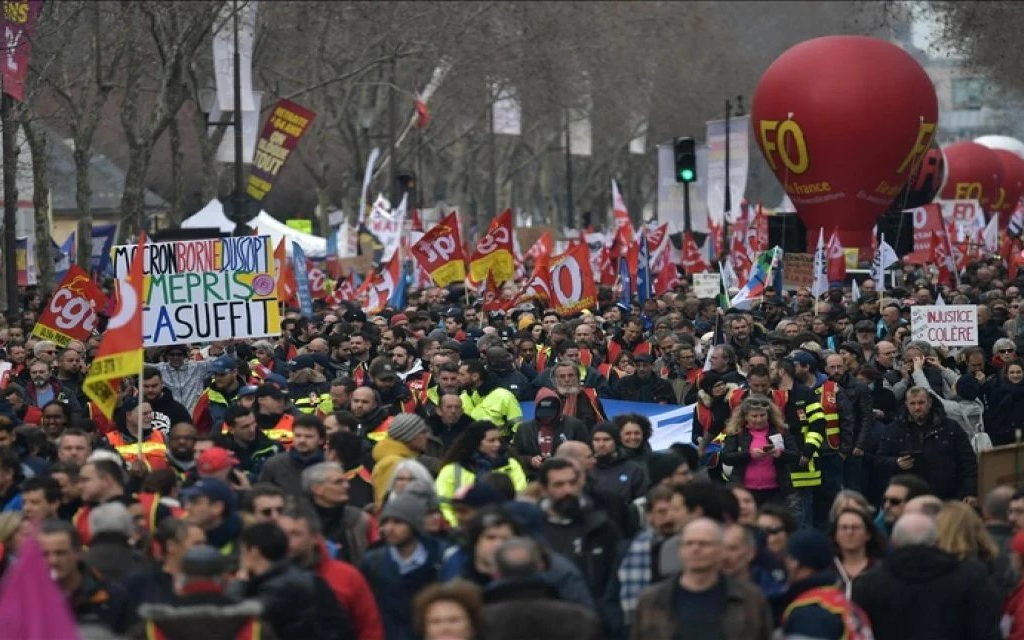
[
  {"x1": 552, "y1": 495, "x2": 583, "y2": 520},
  {"x1": 555, "y1": 383, "x2": 580, "y2": 396}
]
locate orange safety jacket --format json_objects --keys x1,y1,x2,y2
[{"x1": 106, "y1": 430, "x2": 168, "y2": 470}]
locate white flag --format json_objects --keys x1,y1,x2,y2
[
  {"x1": 982, "y1": 213, "x2": 999, "y2": 254},
  {"x1": 871, "y1": 234, "x2": 898, "y2": 285},
  {"x1": 812, "y1": 228, "x2": 828, "y2": 298},
  {"x1": 851, "y1": 279, "x2": 861, "y2": 303},
  {"x1": 720, "y1": 260, "x2": 740, "y2": 292},
  {"x1": 568, "y1": 104, "x2": 592, "y2": 157},
  {"x1": 492, "y1": 83, "x2": 522, "y2": 136}
]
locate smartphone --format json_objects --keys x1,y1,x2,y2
[{"x1": 762, "y1": 444, "x2": 775, "y2": 451}]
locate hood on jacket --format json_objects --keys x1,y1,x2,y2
[
  {"x1": 697, "y1": 382, "x2": 740, "y2": 407},
  {"x1": 372, "y1": 436, "x2": 416, "y2": 463},
  {"x1": 883, "y1": 545, "x2": 960, "y2": 583},
  {"x1": 534, "y1": 387, "x2": 561, "y2": 409}
]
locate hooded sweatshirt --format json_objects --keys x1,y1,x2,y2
[{"x1": 512, "y1": 389, "x2": 590, "y2": 477}]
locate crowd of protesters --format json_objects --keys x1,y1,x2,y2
[{"x1": 0, "y1": 258, "x2": 1023, "y2": 639}]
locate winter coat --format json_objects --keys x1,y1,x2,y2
[
  {"x1": 985, "y1": 379, "x2": 1024, "y2": 446},
  {"x1": 512, "y1": 390, "x2": 591, "y2": 476},
  {"x1": 232, "y1": 560, "x2": 352, "y2": 640},
  {"x1": 303, "y1": 537, "x2": 384, "y2": 640},
  {"x1": 631, "y1": 575, "x2": 773, "y2": 640},
  {"x1": 360, "y1": 536, "x2": 446, "y2": 640},
  {"x1": 132, "y1": 593, "x2": 270, "y2": 640},
  {"x1": 258, "y1": 449, "x2": 325, "y2": 497},
  {"x1": 590, "y1": 453, "x2": 648, "y2": 515},
  {"x1": 721, "y1": 425, "x2": 799, "y2": 493},
  {"x1": 214, "y1": 430, "x2": 283, "y2": 482},
  {"x1": 480, "y1": 577, "x2": 603, "y2": 640},
  {"x1": 370, "y1": 437, "x2": 419, "y2": 506},
  {"x1": 314, "y1": 502, "x2": 372, "y2": 566},
  {"x1": 876, "y1": 406, "x2": 978, "y2": 499},
  {"x1": 838, "y1": 373, "x2": 874, "y2": 451},
  {"x1": 436, "y1": 454, "x2": 528, "y2": 525},
  {"x1": 913, "y1": 368, "x2": 985, "y2": 440},
  {"x1": 540, "y1": 502, "x2": 622, "y2": 600},
  {"x1": 489, "y1": 367, "x2": 534, "y2": 401},
  {"x1": 852, "y1": 545, "x2": 1001, "y2": 640},
  {"x1": 1004, "y1": 579, "x2": 1024, "y2": 640}
]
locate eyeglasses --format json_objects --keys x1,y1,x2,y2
[
  {"x1": 999, "y1": 349, "x2": 1017, "y2": 354},
  {"x1": 761, "y1": 526, "x2": 785, "y2": 535},
  {"x1": 259, "y1": 506, "x2": 283, "y2": 517},
  {"x1": 883, "y1": 496, "x2": 904, "y2": 506}
]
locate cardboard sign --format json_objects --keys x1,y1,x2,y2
[
  {"x1": 111, "y1": 236, "x2": 281, "y2": 347},
  {"x1": 692, "y1": 273, "x2": 720, "y2": 299},
  {"x1": 910, "y1": 304, "x2": 978, "y2": 347},
  {"x1": 32, "y1": 266, "x2": 109, "y2": 347},
  {"x1": 782, "y1": 252, "x2": 814, "y2": 288}
]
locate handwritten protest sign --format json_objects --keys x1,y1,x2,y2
[
  {"x1": 112, "y1": 236, "x2": 281, "y2": 347},
  {"x1": 783, "y1": 252, "x2": 814, "y2": 289},
  {"x1": 692, "y1": 273, "x2": 720, "y2": 298},
  {"x1": 910, "y1": 304, "x2": 978, "y2": 347}
]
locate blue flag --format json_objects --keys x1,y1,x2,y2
[
  {"x1": 388, "y1": 261, "x2": 408, "y2": 310},
  {"x1": 619, "y1": 256, "x2": 631, "y2": 308},
  {"x1": 91, "y1": 225, "x2": 117, "y2": 274},
  {"x1": 292, "y1": 242, "x2": 313, "y2": 315},
  {"x1": 637, "y1": 229, "x2": 651, "y2": 304}
]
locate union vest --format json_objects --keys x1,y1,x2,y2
[
  {"x1": 816, "y1": 380, "x2": 841, "y2": 450},
  {"x1": 106, "y1": 430, "x2": 168, "y2": 470}
]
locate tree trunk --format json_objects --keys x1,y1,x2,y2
[
  {"x1": 168, "y1": 115, "x2": 185, "y2": 225},
  {"x1": 72, "y1": 146, "x2": 94, "y2": 270},
  {"x1": 118, "y1": 142, "x2": 154, "y2": 241},
  {"x1": 20, "y1": 118, "x2": 55, "y2": 292}
]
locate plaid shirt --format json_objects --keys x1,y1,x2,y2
[{"x1": 617, "y1": 528, "x2": 661, "y2": 623}]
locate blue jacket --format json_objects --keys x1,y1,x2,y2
[{"x1": 361, "y1": 536, "x2": 446, "y2": 640}]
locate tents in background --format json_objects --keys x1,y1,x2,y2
[{"x1": 181, "y1": 198, "x2": 327, "y2": 257}]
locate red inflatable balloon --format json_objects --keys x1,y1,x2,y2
[
  {"x1": 940, "y1": 141, "x2": 1003, "y2": 214},
  {"x1": 989, "y1": 150, "x2": 1024, "y2": 228},
  {"x1": 751, "y1": 36, "x2": 938, "y2": 253}
]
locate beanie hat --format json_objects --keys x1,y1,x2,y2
[
  {"x1": 388, "y1": 414, "x2": 430, "y2": 444},
  {"x1": 699, "y1": 371, "x2": 723, "y2": 394},
  {"x1": 955, "y1": 374, "x2": 980, "y2": 402},
  {"x1": 592, "y1": 422, "x2": 621, "y2": 447},
  {"x1": 648, "y1": 453, "x2": 686, "y2": 486},
  {"x1": 786, "y1": 530, "x2": 833, "y2": 572},
  {"x1": 380, "y1": 493, "x2": 427, "y2": 536},
  {"x1": 453, "y1": 482, "x2": 503, "y2": 509}
]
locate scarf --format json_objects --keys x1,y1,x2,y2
[
  {"x1": 560, "y1": 390, "x2": 579, "y2": 418},
  {"x1": 288, "y1": 448, "x2": 325, "y2": 469},
  {"x1": 469, "y1": 450, "x2": 508, "y2": 473}
]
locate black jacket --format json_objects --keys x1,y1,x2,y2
[
  {"x1": 837, "y1": 373, "x2": 873, "y2": 451},
  {"x1": 213, "y1": 430, "x2": 283, "y2": 481},
  {"x1": 233, "y1": 561, "x2": 353, "y2": 640},
  {"x1": 147, "y1": 387, "x2": 192, "y2": 433},
  {"x1": 133, "y1": 592, "x2": 269, "y2": 640},
  {"x1": 489, "y1": 367, "x2": 533, "y2": 401},
  {"x1": 425, "y1": 413, "x2": 474, "y2": 451},
  {"x1": 876, "y1": 406, "x2": 978, "y2": 499},
  {"x1": 590, "y1": 453, "x2": 648, "y2": 512},
  {"x1": 984, "y1": 380, "x2": 1024, "y2": 446},
  {"x1": 512, "y1": 416, "x2": 591, "y2": 476},
  {"x1": 721, "y1": 426, "x2": 800, "y2": 493},
  {"x1": 612, "y1": 373, "x2": 676, "y2": 403},
  {"x1": 852, "y1": 545, "x2": 1000, "y2": 640},
  {"x1": 540, "y1": 501, "x2": 622, "y2": 600}
]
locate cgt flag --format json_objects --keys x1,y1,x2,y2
[
  {"x1": 84, "y1": 233, "x2": 146, "y2": 420},
  {"x1": 410, "y1": 211, "x2": 465, "y2": 287},
  {"x1": 549, "y1": 242, "x2": 597, "y2": 315},
  {"x1": 32, "y1": 266, "x2": 108, "y2": 347},
  {"x1": 469, "y1": 209, "x2": 514, "y2": 283}
]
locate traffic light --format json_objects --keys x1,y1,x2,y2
[{"x1": 673, "y1": 137, "x2": 697, "y2": 184}]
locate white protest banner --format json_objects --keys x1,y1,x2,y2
[
  {"x1": 112, "y1": 236, "x2": 281, "y2": 347},
  {"x1": 649, "y1": 404, "x2": 695, "y2": 452},
  {"x1": 705, "y1": 115, "x2": 749, "y2": 224},
  {"x1": 910, "y1": 304, "x2": 978, "y2": 347},
  {"x1": 693, "y1": 273, "x2": 720, "y2": 299}
]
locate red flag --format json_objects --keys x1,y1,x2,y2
[
  {"x1": 525, "y1": 231, "x2": 553, "y2": 262},
  {"x1": 84, "y1": 232, "x2": 146, "y2": 420},
  {"x1": 468, "y1": 209, "x2": 514, "y2": 283},
  {"x1": 409, "y1": 207, "x2": 424, "y2": 232},
  {"x1": 414, "y1": 92, "x2": 430, "y2": 129},
  {"x1": 826, "y1": 230, "x2": 846, "y2": 281},
  {"x1": 548, "y1": 243, "x2": 598, "y2": 314},
  {"x1": 482, "y1": 273, "x2": 512, "y2": 312},
  {"x1": 513, "y1": 254, "x2": 552, "y2": 306},
  {"x1": 306, "y1": 259, "x2": 327, "y2": 299},
  {"x1": 730, "y1": 219, "x2": 752, "y2": 283},
  {"x1": 654, "y1": 259, "x2": 679, "y2": 295},
  {"x1": 598, "y1": 245, "x2": 617, "y2": 286},
  {"x1": 1009, "y1": 239, "x2": 1024, "y2": 280},
  {"x1": 681, "y1": 232, "x2": 709, "y2": 273},
  {"x1": 363, "y1": 254, "x2": 402, "y2": 314},
  {"x1": 411, "y1": 211, "x2": 466, "y2": 287},
  {"x1": 708, "y1": 217, "x2": 724, "y2": 259},
  {"x1": 32, "y1": 266, "x2": 108, "y2": 347}
]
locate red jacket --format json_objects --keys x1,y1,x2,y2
[{"x1": 313, "y1": 537, "x2": 384, "y2": 640}]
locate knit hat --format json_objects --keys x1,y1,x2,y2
[
  {"x1": 380, "y1": 493, "x2": 427, "y2": 536},
  {"x1": 786, "y1": 530, "x2": 833, "y2": 572},
  {"x1": 388, "y1": 413, "x2": 430, "y2": 443},
  {"x1": 592, "y1": 422, "x2": 621, "y2": 447},
  {"x1": 955, "y1": 374, "x2": 981, "y2": 402},
  {"x1": 648, "y1": 452, "x2": 686, "y2": 486},
  {"x1": 699, "y1": 371, "x2": 722, "y2": 394}
]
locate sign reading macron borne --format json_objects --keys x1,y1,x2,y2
[
  {"x1": 112, "y1": 236, "x2": 281, "y2": 347},
  {"x1": 910, "y1": 304, "x2": 978, "y2": 347}
]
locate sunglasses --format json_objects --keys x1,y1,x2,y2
[
  {"x1": 999, "y1": 349, "x2": 1016, "y2": 354},
  {"x1": 761, "y1": 526, "x2": 785, "y2": 535}
]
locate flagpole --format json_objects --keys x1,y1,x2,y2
[{"x1": 137, "y1": 367, "x2": 144, "y2": 463}]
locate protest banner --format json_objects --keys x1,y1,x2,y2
[
  {"x1": 905, "y1": 203, "x2": 942, "y2": 264},
  {"x1": 246, "y1": 98, "x2": 316, "y2": 201},
  {"x1": 548, "y1": 243, "x2": 597, "y2": 315},
  {"x1": 32, "y1": 266, "x2": 108, "y2": 347},
  {"x1": 1, "y1": 0, "x2": 42, "y2": 101},
  {"x1": 782, "y1": 252, "x2": 814, "y2": 288},
  {"x1": 692, "y1": 273, "x2": 720, "y2": 298},
  {"x1": 111, "y1": 236, "x2": 281, "y2": 347},
  {"x1": 292, "y1": 242, "x2": 313, "y2": 316},
  {"x1": 910, "y1": 304, "x2": 978, "y2": 347}
]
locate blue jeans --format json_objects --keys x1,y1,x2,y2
[{"x1": 787, "y1": 488, "x2": 815, "y2": 531}]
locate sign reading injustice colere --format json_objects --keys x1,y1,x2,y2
[
  {"x1": 111, "y1": 236, "x2": 281, "y2": 347},
  {"x1": 910, "y1": 304, "x2": 978, "y2": 347}
]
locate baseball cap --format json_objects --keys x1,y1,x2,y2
[
  {"x1": 441, "y1": 339, "x2": 462, "y2": 353},
  {"x1": 790, "y1": 351, "x2": 818, "y2": 367},
  {"x1": 343, "y1": 308, "x2": 367, "y2": 323},
  {"x1": 854, "y1": 320, "x2": 876, "y2": 332},
  {"x1": 289, "y1": 355, "x2": 315, "y2": 372},
  {"x1": 443, "y1": 306, "x2": 462, "y2": 317},
  {"x1": 209, "y1": 355, "x2": 238, "y2": 375},
  {"x1": 859, "y1": 294, "x2": 878, "y2": 305},
  {"x1": 264, "y1": 373, "x2": 288, "y2": 388},
  {"x1": 182, "y1": 477, "x2": 236, "y2": 510},
  {"x1": 195, "y1": 448, "x2": 240, "y2": 475},
  {"x1": 370, "y1": 360, "x2": 398, "y2": 380},
  {"x1": 237, "y1": 384, "x2": 259, "y2": 398},
  {"x1": 634, "y1": 353, "x2": 654, "y2": 364},
  {"x1": 390, "y1": 313, "x2": 409, "y2": 327}
]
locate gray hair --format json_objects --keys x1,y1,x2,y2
[
  {"x1": 495, "y1": 537, "x2": 544, "y2": 580},
  {"x1": 33, "y1": 341, "x2": 56, "y2": 358},
  {"x1": 891, "y1": 512, "x2": 938, "y2": 547},
  {"x1": 252, "y1": 340, "x2": 275, "y2": 352},
  {"x1": 89, "y1": 502, "x2": 134, "y2": 537},
  {"x1": 385, "y1": 459, "x2": 434, "y2": 495},
  {"x1": 993, "y1": 338, "x2": 1017, "y2": 355},
  {"x1": 476, "y1": 334, "x2": 504, "y2": 353},
  {"x1": 301, "y1": 461, "x2": 344, "y2": 493}
]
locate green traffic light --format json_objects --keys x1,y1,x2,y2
[{"x1": 680, "y1": 168, "x2": 695, "y2": 182}]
